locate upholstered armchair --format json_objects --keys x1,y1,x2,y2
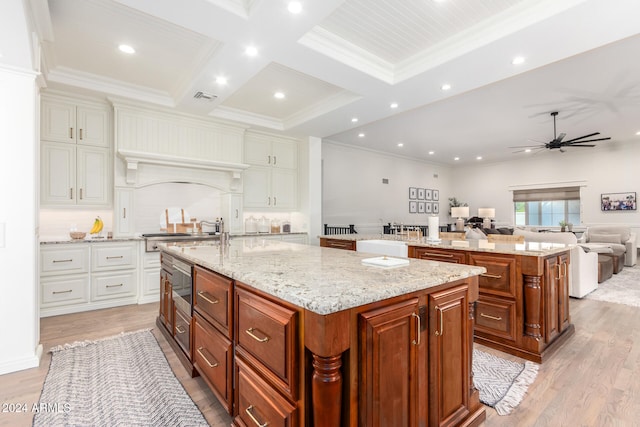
[
  {"x1": 582, "y1": 225, "x2": 637, "y2": 267},
  {"x1": 514, "y1": 229, "x2": 599, "y2": 298}
]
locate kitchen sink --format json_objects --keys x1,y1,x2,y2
[{"x1": 356, "y1": 239, "x2": 408, "y2": 258}]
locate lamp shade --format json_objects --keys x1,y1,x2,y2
[
  {"x1": 478, "y1": 208, "x2": 495, "y2": 218},
  {"x1": 451, "y1": 206, "x2": 469, "y2": 218}
]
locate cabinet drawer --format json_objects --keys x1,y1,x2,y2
[
  {"x1": 194, "y1": 266, "x2": 233, "y2": 338},
  {"x1": 40, "y1": 245, "x2": 90, "y2": 275},
  {"x1": 92, "y1": 243, "x2": 137, "y2": 271},
  {"x1": 410, "y1": 247, "x2": 466, "y2": 264},
  {"x1": 235, "y1": 285, "x2": 298, "y2": 400},
  {"x1": 475, "y1": 296, "x2": 516, "y2": 342},
  {"x1": 468, "y1": 253, "x2": 517, "y2": 298},
  {"x1": 91, "y1": 270, "x2": 137, "y2": 300},
  {"x1": 235, "y1": 357, "x2": 298, "y2": 427},
  {"x1": 41, "y1": 276, "x2": 89, "y2": 306},
  {"x1": 174, "y1": 307, "x2": 191, "y2": 358},
  {"x1": 143, "y1": 251, "x2": 161, "y2": 269},
  {"x1": 194, "y1": 314, "x2": 233, "y2": 413},
  {"x1": 320, "y1": 238, "x2": 355, "y2": 250}
]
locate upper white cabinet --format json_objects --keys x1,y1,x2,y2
[
  {"x1": 40, "y1": 94, "x2": 112, "y2": 206},
  {"x1": 245, "y1": 133, "x2": 297, "y2": 169},
  {"x1": 41, "y1": 97, "x2": 109, "y2": 147}
]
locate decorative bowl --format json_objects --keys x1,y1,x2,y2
[{"x1": 70, "y1": 231, "x2": 87, "y2": 240}]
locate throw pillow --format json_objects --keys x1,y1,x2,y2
[
  {"x1": 497, "y1": 228, "x2": 514, "y2": 235},
  {"x1": 483, "y1": 228, "x2": 500, "y2": 234},
  {"x1": 465, "y1": 228, "x2": 487, "y2": 240},
  {"x1": 589, "y1": 233, "x2": 622, "y2": 245}
]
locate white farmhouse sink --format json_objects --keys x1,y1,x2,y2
[{"x1": 356, "y1": 239, "x2": 408, "y2": 258}]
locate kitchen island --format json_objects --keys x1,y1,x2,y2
[
  {"x1": 321, "y1": 234, "x2": 575, "y2": 363},
  {"x1": 159, "y1": 238, "x2": 487, "y2": 426}
]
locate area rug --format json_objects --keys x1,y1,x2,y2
[
  {"x1": 473, "y1": 349, "x2": 539, "y2": 416},
  {"x1": 33, "y1": 329, "x2": 208, "y2": 427},
  {"x1": 584, "y1": 265, "x2": 640, "y2": 307}
]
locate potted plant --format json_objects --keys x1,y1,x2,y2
[{"x1": 559, "y1": 220, "x2": 568, "y2": 232}]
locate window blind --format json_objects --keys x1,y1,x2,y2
[{"x1": 513, "y1": 186, "x2": 580, "y2": 202}]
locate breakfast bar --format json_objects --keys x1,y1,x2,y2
[{"x1": 158, "y1": 237, "x2": 487, "y2": 426}]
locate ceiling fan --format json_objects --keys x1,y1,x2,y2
[{"x1": 511, "y1": 111, "x2": 611, "y2": 153}]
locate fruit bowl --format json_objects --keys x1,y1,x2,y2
[{"x1": 70, "y1": 231, "x2": 87, "y2": 240}]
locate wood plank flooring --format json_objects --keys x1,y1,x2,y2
[{"x1": 1, "y1": 296, "x2": 639, "y2": 426}]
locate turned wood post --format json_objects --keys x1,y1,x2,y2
[
  {"x1": 312, "y1": 354, "x2": 343, "y2": 427},
  {"x1": 523, "y1": 275, "x2": 542, "y2": 338}
]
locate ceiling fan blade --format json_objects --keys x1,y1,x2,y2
[
  {"x1": 554, "y1": 132, "x2": 566, "y2": 142},
  {"x1": 508, "y1": 144, "x2": 544, "y2": 148},
  {"x1": 563, "y1": 132, "x2": 600, "y2": 143},
  {"x1": 564, "y1": 144, "x2": 595, "y2": 147},
  {"x1": 567, "y1": 137, "x2": 611, "y2": 144}
]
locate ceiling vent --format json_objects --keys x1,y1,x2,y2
[{"x1": 193, "y1": 91, "x2": 217, "y2": 101}]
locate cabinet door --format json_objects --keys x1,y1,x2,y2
[
  {"x1": 114, "y1": 188, "x2": 134, "y2": 236},
  {"x1": 544, "y1": 256, "x2": 560, "y2": 343},
  {"x1": 271, "y1": 168, "x2": 297, "y2": 209},
  {"x1": 244, "y1": 138, "x2": 272, "y2": 166},
  {"x1": 359, "y1": 298, "x2": 420, "y2": 427},
  {"x1": 41, "y1": 142, "x2": 76, "y2": 205},
  {"x1": 558, "y1": 253, "x2": 570, "y2": 332},
  {"x1": 429, "y1": 285, "x2": 470, "y2": 427},
  {"x1": 271, "y1": 139, "x2": 297, "y2": 169},
  {"x1": 244, "y1": 167, "x2": 271, "y2": 208},
  {"x1": 41, "y1": 99, "x2": 76, "y2": 143},
  {"x1": 76, "y1": 146, "x2": 110, "y2": 205},
  {"x1": 221, "y1": 193, "x2": 243, "y2": 234},
  {"x1": 76, "y1": 105, "x2": 109, "y2": 147}
]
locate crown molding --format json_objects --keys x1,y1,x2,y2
[
  {"x1": 284, "y1": 91, "x2": 362, "y2": 129},
  {"x1": 210, "y1": 106, "x2": 284, "y2": 131}
]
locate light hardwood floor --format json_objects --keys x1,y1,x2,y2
[{"x1": 1, "y1": 297, "x2": 639, "y2": 427}]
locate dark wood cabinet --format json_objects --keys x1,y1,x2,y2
[
  {"x1": 544, "y1": 253, "x2": 570, "y2": 343},
  {"x1": 409, "y1": 246, "x2": 466, "y2": 264},
  {"x1": 193, "y1": 266, "x2": 233, "y2": 338},
  {"x1": 319, "y1": 237, "x2": 356, "y2": 251}
]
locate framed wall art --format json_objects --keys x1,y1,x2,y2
[
  {"x1": 425, "y1": 189, "x2": 432, "y2": 200},
  {"x1": 433, "y1": 190, "x2": 439, "y2": 201},
  {"x1": 417, "y1": 188, "x2": 425, "y2": 200},
  {"x1": 409, "y1": 200, "x2": 417, "y2": 213},
  {"x1": 409, "y1": 187, "x2": 417, "y2": 200},
  {"x1": 418, "y1": 202, "x2": 425, "y2": 213},
  {"x1": 601, "y1": 192, "x2": 637, "y2": 211},
  {"x1": 425, "y1": 202, "x2": 433, "y2": 213},
  {"x1": 433, "y1": 203, "x2": 439, "y2": 214}
]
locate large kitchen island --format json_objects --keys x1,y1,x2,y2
[{"x1": 158, "y1": 237, "x2": 487, "y2": 427}]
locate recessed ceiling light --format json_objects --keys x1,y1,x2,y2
[
  {"x1": 428, "y1": 151, "x2": 435, "y2": 155},
  {"x1": 512, "y1": 56, "x2": 525, "y2": 65},
  {"x1": 288, "y1": 1, "x2": 302, "y2": 14},
  {"x1": 390, "y1": 102, "x2": 398, "y2": 109},
  {"x1": 245, "y1": 46, "x2": 258, "y2": 57},
  {"x1": 525, "y1": 148, "x2": 531, "y2": 153},
  {"x1": 397, "y1": 143, "x2": 404, "y2": 147},
  {"x1": 351, "y1": 117, "x2": 358, "y2": 123},
  {"x1": 358, "y1": 133, "x2": 365, "y2": 138},
  {"x1": 636, "y1": 131, "x2": 640, "y2": 135},
  {"x1": 454, "y1": 157, "x2": 460, "y2": 161},
  {"x1": 118, "y1": 44, "x2": 135, "y2": 54},
  {"x1": 215, "y1": 76, "x2": 228, "y2": 85},
  {"x1": 441, "y1": 83, "x2": 451, "y2": 91},
  {"x1": 274, "y1": 92, "x2": 285, "y2": 99},
  {"x1": 476, "y1": 156, "x2": 483, "y2": 160}
]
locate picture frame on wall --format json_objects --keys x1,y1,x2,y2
[
  {"x1": 433, "y1": 190, "x2": 439, "y2": 201},
  {"x1": 601, "y1": 192, "x2": 637, "y2": 211},
  {"x1": 409, "y1": 201, "x2": 417, "y2": 213},
  {"x1": 409, "y1": 187, "x2": 417, "y2": 200},
  {"x1": 425, "y1": 189, "x2": 432, "y2": 200},
  {"x1": 433, "y1": 203, "x2": 439, "y2": 214},
  {"x1": 418, "y1": 202, "x2": 425, "y2": 213},
  {"x1": 417, "y1": 188, "x2": 425, "y2": 200},
  {"x1": 425, "y1": 202, "x2": 433, "y2": 213}
]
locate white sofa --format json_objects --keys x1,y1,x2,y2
[
  {"x1": 581, "y1": 225, "x2": 637, "y2": 267},
  {"x1": 513, "y1": 229, "x2": 599, "y2": 298}
]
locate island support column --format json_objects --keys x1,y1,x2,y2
[{"x1": 304, "y1": 310, "x2": 350, "y2": 427}]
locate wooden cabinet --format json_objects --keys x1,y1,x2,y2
[
  {"x1": 544, "y1": 252, "x2": 570, "y2": 343},
  {"x1": 319, "y1": 237, "x2": 356, "y2": 251},
  {"x1": 409, "y1": 246, "x2": 466, "y2": 264},
  {"x1": 159, "y1": 267, "x2": 172, "y2": 328},
  {"x1": 194, "y1": 266, "x2": 233, "y2": 338},
  {"x1": 41, "y1": 96, "x2": 109, "y2": 147}
]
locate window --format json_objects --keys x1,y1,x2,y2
[{"x1": 513, "y1": 187, "x2": 580, "y2": 227}]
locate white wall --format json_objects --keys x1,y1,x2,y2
[{"x1": 322, "y1": 141, "x2": 453, "y2": 234}]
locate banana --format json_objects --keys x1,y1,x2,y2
[{"x1": 90, "y1": 216, "x2": 104, "y2": 234}]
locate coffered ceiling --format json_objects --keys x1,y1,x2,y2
[{"x1": 27, "y1": 0, "x2": 640, "y2": 165}]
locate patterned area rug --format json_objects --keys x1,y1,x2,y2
[
  {"x1": 585, "y1": 264, "x2": 640, "y2": 307},
  {"x1": 473, "y1": 349, "x2": 539, "y2": 416},
  {"x1": 33, "y1": 329, "x2": 208, "y2": 427}
]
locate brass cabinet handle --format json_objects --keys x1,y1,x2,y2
[
  {"x1": 556, "y1": 263, "x2": 562, "y2": 280},
  {"x1": 53, "y1": 259, "x2": 73, "y2": 263},
  {"x1": 106, "y1": 255, "x2": 123, "y2": 260},
  {"x1": 245, "y1": 405, "x2": 268, "y2": 427},
  {"x1": 564, "y1": 262, "x2": 568, "y2": 278},
  {"x1": 123, "y1": 207, "x2": 127, "y2": 219},
  {"x1": 235, "y1": 209, "x2": 239, "y2": 219},
  {"x1": 106, "y1": 283, "x2": 123, "y2": 288},
  {"x1": 481, "y1": 273, "x2": 502, "y2": 279},
  {"x1": 53, "y1": 289, "x2": 72, "y2": 294},
  {"x1": 273, "y1": 156, "x2": 277, "y2": 165},
  {"x1": 70, "y1": 188, "x2": 73, "y2": 200},
  {"x1": 480, "y1": 313, "x2": 503, "y2": 321},
  {"x1": 435, "y1": 306, "x2": 443, "y2": 336},
  {"x1": 79, "y1": 128, "x2": 83, "y2": 140},
  {"x1": 273, "y1": 196, "x2": 277, "y2": 206},
  {"x1": 197, "y1": 291, "x2": 219, "y2": 305},
  {"x1": 69, "y1": 127, "x2": 73, "y2": 139},
  {"x1": 79, "y1": 188, "x2": 83, "y2": 200},
  {"x1": 268, "y1": 196, "x2": 271, "y2": 206},
  {"x1": 175, "y1": 325, "x2": 186, "y2": 334},
  {"x1": 267, "y1": 155, "x2": 271, "y2": 165},
  {"x1": 246, "y1": 327, "x2": 270, "y2": 343},
  {"x1": 411, "y1": 312, "x2": 420, "y2": 345},
  {"x1": 424, "y1": 252, "x2": 453, "y2": 258},
  {"x1": 196, "y1": 347, "x2": 219, "y2": 368}
]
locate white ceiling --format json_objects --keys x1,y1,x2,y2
[{"x1": 28, "y1": 0, "x2": 640, "y2": 165}]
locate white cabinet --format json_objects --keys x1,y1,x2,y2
[
  {"x1": 41, "y1": 97, "x2": 109, "y2": 147},
  {"x1": 222, "y1": 193, "x2": 243, "y2": 234},
  {"x1": 139, "y1": 249, "x2": 161, "y2": 305},
  {"x1": 245, "y1": 134, "x2": 297, "y2": 169},
  {"x1": 114, "y1": 188, "x2": 134, "y2": 237}
]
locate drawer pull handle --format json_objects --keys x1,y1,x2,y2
[
  {"x1": 411, "y1": 312, "x2": 420, "y2": 345},
  {"x1": 245, "y1": 405, "x2": 268, "y2": 427},
  {"x1": 481, "y1": 273, "x2": 503, "y2": 279},
  {"x1": 175, "y1": 325, "x2": 186, "y2": 334},
  {"x1": 196, "y1": 347, "x2": 219, "y2": 368},
  {"x1": 480, "y1": 313, "x2": 503, "y2": 321},
  {"x1": 106, "y1": 283, "x2": 123, "y2": 288},
  {"x1": 106, "y1": 255, "x2": 124, "y2": 260},
  {"x1": 53, "y1": 259, "x2": 73, "y2": 263},
  {"x1": 197, "y1": 291, "x2": 219, "y2": 305},
  {"x1": 52, "y1": 289, "x2": 72, "y2": 294},
  {"x1": 246, "y1": 327, "x2": 270, "y2": 343},
  {"x1": 424, "y1": 252, "x2": 453, "y2": 258},
  {"x1": 435, "y1": 306, "x2": 443, "y2": 336}
]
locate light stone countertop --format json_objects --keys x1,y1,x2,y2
[
  {"x1": 319, "y1": 234, "x2": 573, "y2": 257},
  {"x1": 160, "y1": 237, "x2": 486, "y2": 315},
  {"x1": 40, "y1": 231, "x2": 307, "y2": 245}
]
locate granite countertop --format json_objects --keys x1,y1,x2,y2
[
  {"x1": 160, "y1": 238, "x2": 485, "y2": 315},
  {"x1": 319, "y1": 234, "x2": 573, "y2": 257},
  {"x1": 40, "y1": 231, "x2": 308, "y2": 245}
]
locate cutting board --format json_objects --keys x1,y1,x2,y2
[{"x1": 361, "y1": 256, "x2": 410, "y2": 268}]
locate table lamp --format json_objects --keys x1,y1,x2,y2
[
  {"x1": 478, "y1": 208, "x2": 495, "y2": 229},
  {"x1": 451, "y1": 206, "x2": 469, "y2": 231}
]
